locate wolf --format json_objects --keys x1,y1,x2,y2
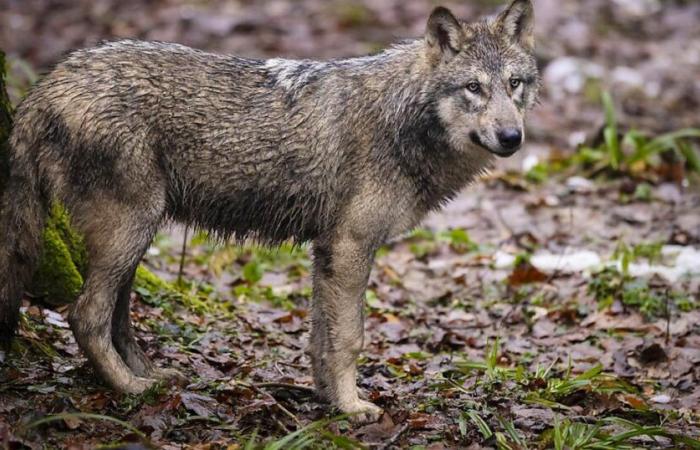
[{"x1": 0, "y1": 0, "x2": 537, "y2": 421}]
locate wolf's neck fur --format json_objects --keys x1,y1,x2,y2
[{"x1": 315, "y1": 41, "x2": 493, "y2": 211}]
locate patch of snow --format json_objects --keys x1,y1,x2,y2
[
  {"x1": 612, "y1": 0, "x2": 661, "y2": 18},
  {"x1": 493, "y1": 245, "x2": 700, "y2": 282},
  {"x1": 568, "y1": 131, "x2": 587, "y2": 148},
  {"x1": 631, "y1": 246, "x2": 700, "y2": 282},
  {"x1": 531, "y1": 250, "x2": 602, "y2": 273},
  {"x1": 566, "y1": 176, "x2": 596, "y2": 193},
  {"x1": 522, "y1": 154, "x2": 539, "y2": 172},
  {"x1": 650, "y1": 394, "x2": 671, "y2": 404},
  {"x1": 493, "y1": 250, "x2": 516, "y2": 269}
]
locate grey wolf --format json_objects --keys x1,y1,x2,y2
[{"x1": 0, "y1": 0, "x2": 538, "y2": 421}]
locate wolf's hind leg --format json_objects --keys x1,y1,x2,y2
[
  {"x1": 68, "y1": 203, "x2": 162, "y2": 394},
  {"x1": 112, "y1": 273, "x2": 186, "y2": 382}
]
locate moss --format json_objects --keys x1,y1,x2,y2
[
  {"x1": 31, "y1": 204, "x2": 86, "y2": 304},
  {"x1": 46, "y1": 203, "x2": 88, "y2": 272},
  {"x1": 32, "y1": 223, "x2": 85, "y2": 305},
  {"x1": 134, "y1": 265, "x2": 174, "y2": 294}
]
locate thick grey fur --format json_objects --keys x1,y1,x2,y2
[{"x1": 0, "y1": 0, "x2": 538, "y2": 421}]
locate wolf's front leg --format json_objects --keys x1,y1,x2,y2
[{"x1": 310, "y1": 236, "x2": 383, "y2": 423}]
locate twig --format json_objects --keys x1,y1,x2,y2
[
  {"x1": 379, "y1": 423, "x2": 409, "y2": 449},
  {"x1": 665, "y1": 287, "x2": 671, "y2": 345},
  {"x1": 277, "y1": 361, "x2": 307, "y2": 370},
  {"x1": 567, "y1": 415, "x2": 600, "y2": 424},
  {"x1": 545, "y1": 205, "x2": 574, "y2": 285},
  {"x1": 665, "y1": 203, "x2": 677, "y2": 346},
  {"x1": 247, "y1": 383, "x2": 303, "y2": 427},
  {"x1": 274, "y1": 417, "x2": 291, "y2": 434},
  {"x1": 177, "y1": 225, "x2": 189, "y2": 285},
  {"x1": 494, "y1": 204, "x2": 515, "y2": 238},
  {"x1": 254, "y1": 382, "x2": 316, "y2": 395}
]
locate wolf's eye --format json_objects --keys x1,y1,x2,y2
[
  {"x1": 509, "y1": 78, "x2": 521, "y2": 89},
  {"x1": 466, "y1": 81, "x2": 481, "y2": 93}
]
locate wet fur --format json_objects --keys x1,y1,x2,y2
[{"x1": 0, "y1": 1, "x2": 538, "y2": 420}]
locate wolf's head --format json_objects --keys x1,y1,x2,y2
[{"x1": 423, "y1": 0, "x2": 539, "y2": 157}]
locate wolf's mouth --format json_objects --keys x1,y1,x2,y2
[
  {"x1": 468, "y1": 131, "x2": 488, "y2": 149},
  {"x1": 469, "y1": 131, "x2": 519, "y2": 157}
]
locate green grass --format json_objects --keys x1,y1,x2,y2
[
  {"x1": 546, "y1": 416, "x2": 700, "y2": 450},
  {"x1": 186, "y1": 234, "x2": 312, "y2": 309},
  {"x1": 405, "y1": 228, "x2": 478, "y2": 258},
  {"x1": 589, "y1": 267, "x2": 694, "y2": 318},
  {"x1": 524, "y1": 92, "x2": 700, "y2": 183},
  {"x1": 446, "y1": 339, "x2": 700, "y2": 449},
  {"x1": 243, "y1": 415, "x2": 363, "y2": 450},
  {"x1": 452, "y1": 340, "x2": 636, "y2": 407},
  {"x1": 582, "y1": 239, "x2": 696, "y2": 317},
  {"x1": 152, "y1": 231, "x2": 313, "y2": 311},
  {"x1": 20, "y1": 408, "x2": 364, "y2": 449},
  {"x1": 580, "y1": 92, "x2": 700, "y2": 176},
  {"x1": 3, "y1": 54, "x2": 37, "y2": 104},
  {"x1": 613, "y1": 241, "x2": 664, "y2": 268}
]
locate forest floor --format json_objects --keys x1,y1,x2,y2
[{"x1": 1, "y1": 0, "x2": 700, "y2": 448}]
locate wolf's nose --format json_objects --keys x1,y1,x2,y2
[{"x1": 496, "y1": 128, "x2": 522, "y2": 150}]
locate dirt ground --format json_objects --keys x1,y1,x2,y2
[{"x1": 1, "y1": 0, "x2": 699, "y2": 448}]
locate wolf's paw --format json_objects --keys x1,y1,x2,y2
[
  {"x1": 120, "y1": 376, "x2": 159, "y2": 395},
  {"x1": 339, "y1": 399, "x2": 384, "y2": 424},
  {"x1": 151, "y1": 367, "x2": 188, "y2": 384}
]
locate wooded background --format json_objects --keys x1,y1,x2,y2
[{"x1": 0, "y1": 1, "x2": 699, "y2": 448}]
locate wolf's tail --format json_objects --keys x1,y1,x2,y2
[{"x1": 0, "y1": 135, "x2": 48, "y2": 349}]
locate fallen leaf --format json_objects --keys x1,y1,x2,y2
[
  {"x1": 508, "y1": 261, "x2": 548, "y2": 286},
  {"x1": 180, "y1": 392, "x2": 217, "y2": 418}
]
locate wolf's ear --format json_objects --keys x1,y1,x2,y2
[
  {"x1": 495, "y1": 0, "x2": 534, "y2": 51},
  {"x1": 425, "y1": 7, "x2": 466, "y2": 61}
]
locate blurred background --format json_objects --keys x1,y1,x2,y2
[{"x1": 1, "y1": 1, "x2": 700, "y2": 447}]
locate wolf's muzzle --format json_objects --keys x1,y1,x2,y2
[{"x1": 469, "y1": 130, "x2": 521, "y2": 158}]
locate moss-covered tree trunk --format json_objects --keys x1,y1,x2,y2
[{"x1": 0, "y1": 50, "x2": 176, "y2": 305}]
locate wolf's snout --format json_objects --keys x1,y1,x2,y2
[{"x1": 496, "y1": 128, "x2": 522, "y2": 151}]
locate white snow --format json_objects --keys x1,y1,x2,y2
[{"x1": 492, "y1": 245, "x2": 700, "y2": 282}]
